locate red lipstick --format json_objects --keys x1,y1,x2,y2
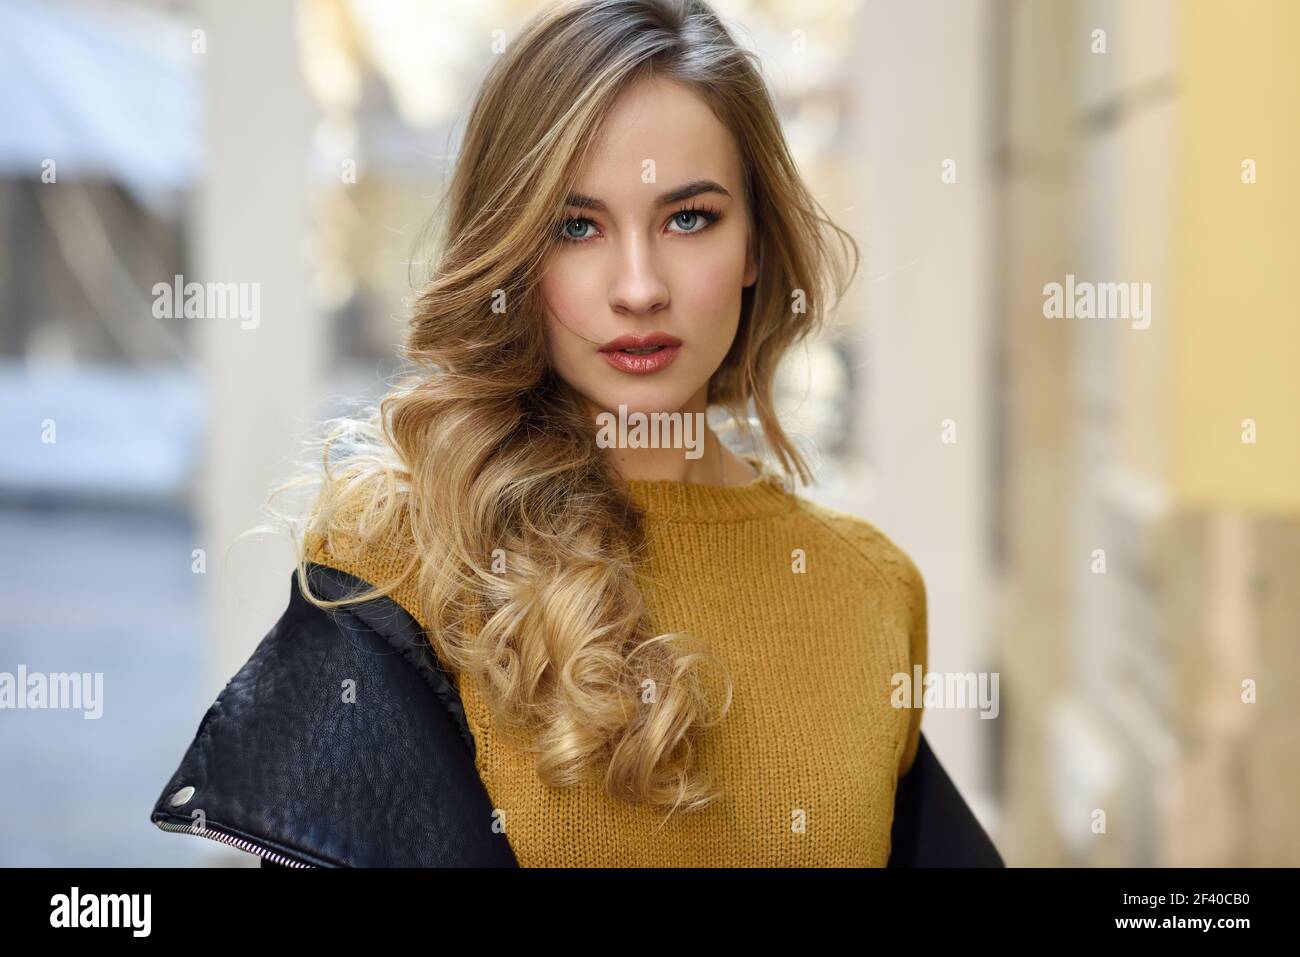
[{"x1": 598, "y1": 332, "x2": 682, "y2": 374}]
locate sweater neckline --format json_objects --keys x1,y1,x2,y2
[{"x1": 623, "y1": 453, "x2": 796, "y2": 522}]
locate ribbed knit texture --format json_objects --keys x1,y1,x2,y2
[{"x1": 304, "y1": 458, "x2": 927, "y2": 866}]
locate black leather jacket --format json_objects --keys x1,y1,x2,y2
[{"x1": 150, "y1": 563, "x2": 1004, "y2": 867}]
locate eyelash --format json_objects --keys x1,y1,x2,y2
[{"x1": 556, "y1": 203, "x2": 723, "y2": 245}]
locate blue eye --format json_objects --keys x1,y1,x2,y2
[
  {"x1": 560, "y1": 217, "x2": 596, "y2": 242},
  {"x1": 668, "y1": 208, "x2": 720, "y2": 234},
  {"x1": 669, "y1": 210, "x2": 701, "y2": 232}
]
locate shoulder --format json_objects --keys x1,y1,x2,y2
[
  {"x1": 783, "y1": 494, "x2": 929, "y2": 777},
  {"x1": 788, "y1": 494, "x2": 926, "y2": 618},
  {"x1": 302, "y1": 491, "x2": 424, "y2": 621},
  {"x1": 149, "y1": 564, "x2": 514, "y2": 866}
]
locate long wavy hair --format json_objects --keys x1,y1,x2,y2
[{"x1": 266, "y1": 0, "x2": 858, "y2": 815}]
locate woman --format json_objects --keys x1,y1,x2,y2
[{"x1": 151, "y1": 0, "x2": 1001, "y2": 868}]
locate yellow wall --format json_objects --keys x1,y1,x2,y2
[{"x1": 1172, "y1": 0, "x2": 1300, "y2": 513}]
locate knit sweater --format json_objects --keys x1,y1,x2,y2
[{"x1": 304, "y1": 459, "x2": 927, "y2": 867}]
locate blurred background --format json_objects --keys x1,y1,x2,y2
[{"x1": 1, "y1": 0, "x2": 1295, "y2": 866}]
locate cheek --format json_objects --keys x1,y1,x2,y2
[
  {"x1": 668, "y1": 242, "x2": 747, "y2": 340},
  {"x1": 541, "y1": 260, "x2": 603, "y2": 345}
]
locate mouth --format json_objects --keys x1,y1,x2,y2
[{"x1": 598, "y1": 332, "x2": 683, "y2": 374}]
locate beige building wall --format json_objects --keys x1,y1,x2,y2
[
  {"x1": 994, "y1": 0, "x2": 1081, "y2": 867},
  {"x1": 851, "y1": 0, "x2": 999, "y2": 833},
  {"x1": 997, "y1": 0, "x2": 1298, "y2": 865}
]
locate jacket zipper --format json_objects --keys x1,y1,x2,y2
[{"x1": 154, "y1": 819, "x2": 317, "y2": 868}]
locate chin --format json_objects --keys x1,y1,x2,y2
[{"x1": 587, "y1": 382, "x2": 699, "y2": 417}]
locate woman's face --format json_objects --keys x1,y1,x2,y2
[{"x1": 540, "y1": 76, "x2": 758, "y2": 420}]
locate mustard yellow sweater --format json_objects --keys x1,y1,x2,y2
[{"x1": 306, "y1": 463, "x2": 927, "y2": 867}]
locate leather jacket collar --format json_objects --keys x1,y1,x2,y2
[
  {"x1": 149, "y1": 563, "x2": 516, "y2": 867},
  {"x1": 150, "y1": 564, "x2": 1002, "y2": 868}
]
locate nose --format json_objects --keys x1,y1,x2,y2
[{"x1": 608, "y1": 231, "x2": 669, "y2": 317}]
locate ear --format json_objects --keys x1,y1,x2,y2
[{"x1": 742, "y1": 234, "x2": 759, "y2": 288}]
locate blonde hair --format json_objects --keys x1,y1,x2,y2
[{"x1": 267, "y1": 0, "x2": 858, "y2": 816}]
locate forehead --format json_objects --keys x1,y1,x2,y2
[{"x1": 574, "y1": 76, "x2": 743, "y2": 198}]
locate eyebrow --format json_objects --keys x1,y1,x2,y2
[{"x1": 563, "y1": 179, "x2": 732, "y2": 213}]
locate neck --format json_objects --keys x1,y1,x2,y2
[{"x1": 586, "y1": 391, "x2": 756, "y2": 486}]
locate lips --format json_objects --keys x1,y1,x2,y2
[
  {"x1": 598, "y1": 332, "x2": 682, "y2": 375},
  {"x1": 599, "y1": 332, "x2": 683, "y2": 353}
]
